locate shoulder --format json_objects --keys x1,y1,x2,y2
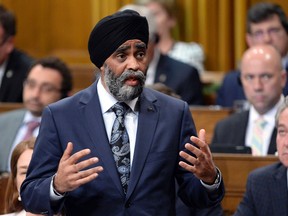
[
  {"x1": 0, "y1": 109, "x2": 26, "y2": 120},
  {"x1": 248, "y1": 162, "x2": 281, "y2": 182},
  {"x1": 160, "y1": 54, "x2": 198, "y2": 74},
  {"x1": 216, "y1": 111, "x2": 248, "y2": 127},
  {"x1": 9, "y1": 49, "x2": 33, "y2": 64}
]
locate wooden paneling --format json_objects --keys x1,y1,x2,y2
[
  {"x1": 190, "y1": 106, "x2": 232, "y2": 144},
  {"x1": 213, "y1": 154, "x2": 279, "y2": 215},
  {"x1": 0, "y1": 103, "x2": 23, "y2": 113}
]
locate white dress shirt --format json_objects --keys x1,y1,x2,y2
[{"x1": 245, "y1": 95, "x2": 284, "y2": 155}]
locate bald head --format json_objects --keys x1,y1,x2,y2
[
  {"x1": 240, "y1": 44, "x2": 286, "y2": 115},
  {"x1": 241, "y1": 45, "x2": 282, "y2": 71}
]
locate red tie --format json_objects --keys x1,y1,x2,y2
[{"x1": 22, "y1": 121, "x2": 40, "y2": 141}]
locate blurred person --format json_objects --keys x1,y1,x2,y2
[
  {"x1": 121, "y1": 4, "x2": 204, "y2": 105},
  {"x1": 234, "y1": 96, "x2": 288, "y2": 216},
  {"x1": 20, "y1": 10, "x2": 224, "y2": 215},
  {"x1": 0, "y1": 56, "x2": 73, "y2": 173},
  {"x1": 0, "y1": 4, "x2": 33, "y2": 102},
  {"x1": 216, "y1": 2, "x2": 288, "y2": 108},
  {"x1": 1, "y1": 138, "x2": 41, "y2": 216},
  {"x1": 212, "y1": 45, "x2": 286, "y2": 156},
  {"x1": 137, "y1": 0, "x2": 205, "y2": 73}
]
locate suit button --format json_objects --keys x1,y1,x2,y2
[{"x1": 125, "y1": 202, "x2": 131, "y2": 208}]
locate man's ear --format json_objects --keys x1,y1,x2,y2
[{"x1": 245, "y1": 33, "x2": 253, "y2": 48}]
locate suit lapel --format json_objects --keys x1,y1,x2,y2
[
  {"x1": 268, "y1": 128, "x2": 277, "y2": 154},
  {"x1": 79, "y1": 84, "x2": 124, "y2": 195},
  {"x1": 126, "y1": 90, "x2": 159, "y2": 199},
  {"x1": 270, "y1": 164, "x2": 288, "y2": 215}
]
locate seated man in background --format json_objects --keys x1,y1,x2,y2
[
  {"x1": 212, "y1": 44, "x2": 286, "y2": 156},
  {"x1": 216, "y1": 2, "x2": 288, "y2": 108},
  {"x1": 0, "y1": 56, "x2": 73, "y2": 173},
  {"x1": 120, "y1": 4, "x2": 204, "y2": 105},
  {"x1": 0, "y1": 4, "x2": 34, "y2": 102},
  {"x1": 234, "y1": 96, "x2": 288, "y2": 216}
]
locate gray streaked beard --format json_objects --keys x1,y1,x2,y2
[{"x1": 104, "y1": 65, "x2": 146, "y2": 101}]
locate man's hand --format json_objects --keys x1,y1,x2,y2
[
  {"x1": 179, "y1": 129, "x2": 217, "y2": 184},
  {"x1": 54, "y1": 142, "x2": 104, "y2": 194}
]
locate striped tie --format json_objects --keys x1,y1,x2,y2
[{"x1": 251, "y1": 117, "x2": 267, "y2": 156}]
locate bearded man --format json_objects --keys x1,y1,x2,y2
[{"x1": 20, "y1": 10, "x2": 224, "y2": 216}]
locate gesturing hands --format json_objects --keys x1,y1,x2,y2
[
  {"x1": 53, "y1": 142, "x2": 104, "y2": 194},
  {"x1": 179, "y1": 129, "x2": 217, "y2": 184}
]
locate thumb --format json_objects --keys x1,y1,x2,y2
[
  {"x1": 61, "y1": 142, "x2": 73, "y2": 161},
  {"x1": 198, "y1": 129, "x2": 206, "y2": 144}
]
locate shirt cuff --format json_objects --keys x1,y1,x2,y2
[
  {"x1": 50, "y1": 174, "x2": 65, "y2": 201},
  {"x1": 200, "y1": 167, "x2": 222, "y2": 192}
]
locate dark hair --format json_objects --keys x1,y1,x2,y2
[
  {"x1": 246, "y1": 2, "x2": 288, "y2": 34},
  {"x1": 28, "y1": 56, "x2": 73, "y2": 98},
  {"x1": 0, "y1": 4, "x2": 16, "y2": 41}
]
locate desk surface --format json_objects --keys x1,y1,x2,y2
[{"x1": 213, "y1": 153, "x2": 278, "y2": 215}]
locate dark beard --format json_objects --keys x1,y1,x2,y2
[{"x1": 104, "y1": 65, "x2": 146, "y2": 101}]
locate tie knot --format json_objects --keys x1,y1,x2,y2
[
  {"x1": 255, "y1": 117, "x2": 267, "y2": 129},
  {"x1": 111, "y1": 102, "x2": 130, "y2": 117},
  {"x1": 27, "y1": 120, "x2": 40, "y2": 130}
]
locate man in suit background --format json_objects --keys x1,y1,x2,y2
[
  {"x1": 21, "y1": 10, "x2": 224, "y2": 215},
  {"x1": 216, "y1": 2, "x2": 288, "y2": 108},
  {"x1": 212, "y1": 44, "x2": 285, "y2": 156},
  {"x1": 234, "y1": 96, "x2": 288, "y2": 216},
  {"x1": 0, "y1": 56, "x2": 72, "y2": 173},
  {"x1": 124, "y1": 4, "x2": 204, "y2": 105},
  {"x1": 0, "y1": 4, "x2": 34, "y2": 102}
]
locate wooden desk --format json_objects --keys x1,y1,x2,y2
[
  {"x1": 213, "y1": 154, "x2": 278, "y2": 215},
  {"x1": 0, "y1": 103, "x2": 23, "y2": 113},
  {"x1": 69, "y1": 63, "x2": 96, "y2": 94},
  {"x1": 190, "y1": 106, "x2": 232, "y2": 144}
]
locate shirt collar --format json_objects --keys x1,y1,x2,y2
[
  {"x1": 97, "y1": 78, "x2": 138, "y2": 114},
  {"x1": 23, "y1": 111, "x2": 41, "y2": 125},
  {"x1": 249, "y1": 95, "x2": 284, "y2": 124}
]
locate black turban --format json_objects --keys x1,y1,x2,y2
[{"x1": 88, "y1": 9, "x2": 149, "y2": 68}]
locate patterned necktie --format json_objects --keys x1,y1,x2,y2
[
  {"x1": 110, "y1": 102, "x2": 130, "y2": 194},
  {"x1": 22, "y1": 120, "x2": 40, "y2": 141},
  {"x1": 251, "y1": 117, "x2": 267, "y2": 156}
]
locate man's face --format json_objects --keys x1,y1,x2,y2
[
  {"x1": 23, "y1": 65, "x2": 63, "y2": 116},
  {"x1": 101, "y1": 39, "x2": 148, "y2": 101},
  {"x1": 246, "y1": 15, "x2": 288, "y2": 57},
  {"x1": 276, "y1": 108, "x2": 288, "y2": 167},
  {"x1": 241, "y1": 50, "x2": 286, "y2": 114}
]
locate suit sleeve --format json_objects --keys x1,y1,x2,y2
[{"x1": 20, "y1": 107, "x2": 65, "y2": 215}]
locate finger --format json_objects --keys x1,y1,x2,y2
[
  {"x1": 69, "y1": 148, "x2": 92, "y2": 165},
  {"x1": 180, "y1": 150, "x2": 198, "y2": 164},
  {"x1": 183, "y1": 143, "x2": 202, "y2": 158},
  {"x1": 61, "y1": 142, "x2": 74, "y2": 162},
  {"x1": 198, "y1": 129, "x2": 206, "y2": 143},
  {"x1": 75, "y1": 157, "x2": 100, "y2": 172},
  {"x1": 75, "y1": 166, "x2": 104, "y2": 186},
  {"x1": 179, "y1": 161, "x2": 196, "y2": 173}
]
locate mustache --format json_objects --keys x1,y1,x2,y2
[{"x1": 118, "y1": 70, "x2": 146, "y2": 84}]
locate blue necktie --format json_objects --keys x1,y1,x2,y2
[{"x1": 110, "y1": 102, "x2": 130, "y2": 194}]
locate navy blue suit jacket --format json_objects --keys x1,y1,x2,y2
[
  {"x1": 216, "y1": 69, "x2": 288, "y2": 108},
  {"x1": 155, "y1": 54, "x2": 204, "y2": 105},
  {"x1": 21, "y1": 81, "x2": 224, "y2": 216},
  {"x1": 0, "y1": 49, "x2": 33, "y2": 102},
  {"x1": 234, "y1": 162, "x2": 288, "y2": 216},
  {"x1": 211, "y1": 111, "x2": 277, "y2": 155}
]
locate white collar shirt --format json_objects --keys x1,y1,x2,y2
[
  {"x1": 246, "y1": 95, "x2": 284, "y2": 155},
  {"x1": 97, "y1": 79, "x2": 138, "y2": 167}
]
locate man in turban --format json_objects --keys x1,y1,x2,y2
[{"x1": 20, "y1": 10, "x2": 224, "y2": 215}]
